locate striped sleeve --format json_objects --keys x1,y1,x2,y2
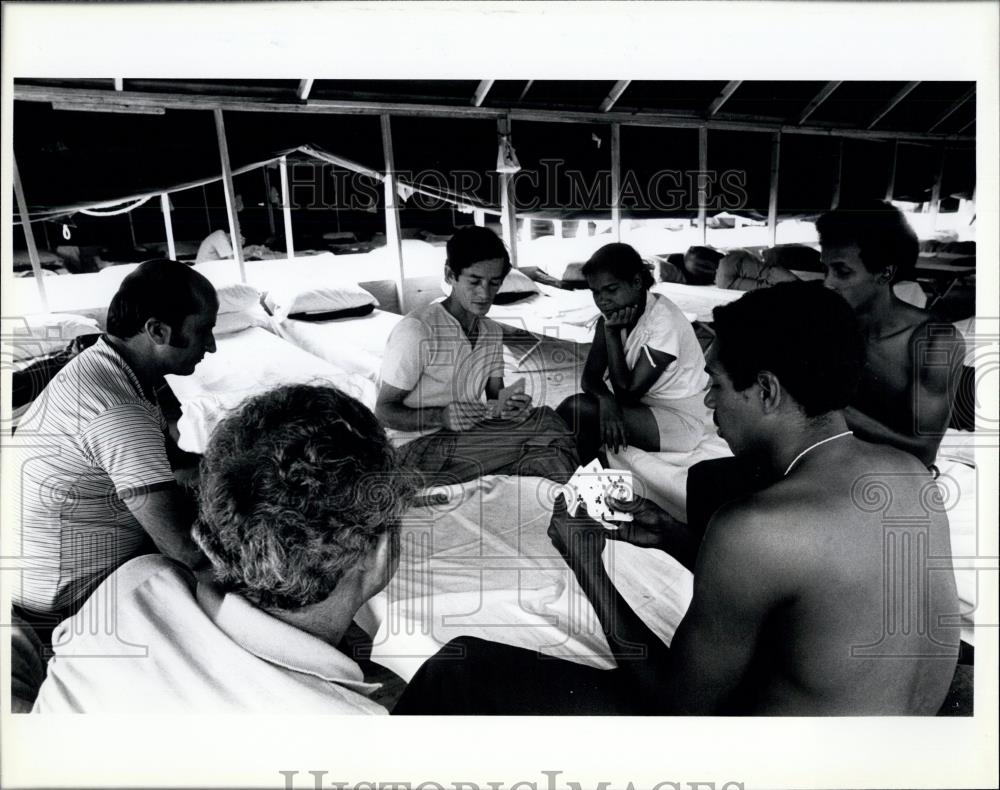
[{"x1": 79, "y1": 404, "x2": 175, "y2": 496}]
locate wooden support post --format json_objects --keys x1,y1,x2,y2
[
  {"x1": 698, "y1": 126, "x2": 708, "y2": 246},
  {"x1": 497, "y1": 116, "x2": 518, "y2": 268},
  {"x1": 885, "y1": 140, "x2": 899, "y2": 202},
  {"x1": 929, "y1": 146, "x2": 945, "y2": 230},
  {"x1": 213, "y1": 109, "x2": 246, "y2": 283},
  {"x1": 127, "y1": 210, "x2": 137, "y2": 249},
  {"x1": 161, "y1": 193, "x2": 176, "y2": 260},
  {"x1": 263, "y1": 166, "x2": 276, "y2": 236},
  {"x1": 279, "y1": 156, "x2": 295, "y2": 260},
  {"x1": 831, "y1": 138, "x2": 844, "y2": 210},
  {"x1": 473, "y1": 209, "x2": 485, "y2": 227},
  {"x1": 202, "y1": 184, "x2": 212, "y2": 233},
  {"x1": 767, "y1": 132, "x2": 781, "y2": 247},
  {"x1": 381, "y1": 114, "x2": 407, "y2": 311},
  {"x1": 521, "y1": 217, "x2": 532, "y2": 243},
  {"x1": 611, "y1": 123, "x2": 622, "y2": 242},
  {"x1": 13, "y1": 157, "x2": 49, "y2": 311},
  {"x1": 553, "y1": 220, "x2": 564, "y2": 240}
]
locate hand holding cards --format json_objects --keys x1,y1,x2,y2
[
  {"x1": 491, "y1": 377, "x2": 530, "y2": 419},
  {"x1": 559, "y1": 459, "x2": 634, "y2": 528}
]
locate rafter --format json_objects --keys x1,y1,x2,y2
[
  {"x1": 707, "y1": 81, "x2": 741, "y2": 117},
  {"x1": 796, "y1": 82, "x2": 842, "y2": 125},
  {"x1": 297, "y1": 79, "x2": 314, "y2": 101},
  {"x1": 599, "y1": 81, "x2": 631, "y2": 113},
  {"x1": 516, "y1": 80, "x2": 534, "y2": 103},
  {"x1": 867, "y1": 82, "x2": 920, "y2": 129},
  {"x1": 928, "y1": 88, "x2": 975, "y2": 133},
  {"x1": 472, "y1": 80, "x2": 494, "y2": 107}
]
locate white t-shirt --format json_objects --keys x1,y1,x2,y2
[
  {"x1": 33, "y1": 555, "x2": 386, "y2": 714},
  {"x1": 379, "y1": 302, "x2": 504, "y2": 446},
  {"x1": 604, "y1": 291, "x2": 709, "y2": 406}
]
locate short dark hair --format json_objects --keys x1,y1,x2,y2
[
  {"x1": 815, "y1": 201, "x2": 919, "y2": 283},
  {"x1": 711, "y1": 281, "x2": 864, "y2": 417},
  {"x1": 106, "y1": 259, "x2": 217, "y2": 339},
  {"x1": 685, "y1": 245, "x2": 724, "y2": 265},
  {"x1": 446, "y1": 227, "x2": 511, "y2": 277},
  {"x1": 582, "y1": 243, "x2": 655, "y2": 290},
  {"x1": 193, "y1": 384, "x2": 417, "y2": 611}
]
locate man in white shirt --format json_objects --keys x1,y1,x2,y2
[
  {"x1": 33, "y1": 384, "x2": 414, "y2": 713},
  {"x1": 377, "y1": 227, "x2": 578, "y2": 485}
]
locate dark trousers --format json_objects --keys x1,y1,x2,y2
[{"x1": 393, "y1": 637, "x2": 647, "y2": 715}]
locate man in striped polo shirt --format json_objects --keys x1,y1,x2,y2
[{"x1": 12, "y1": 260, "x2": 217, "y2": 624}]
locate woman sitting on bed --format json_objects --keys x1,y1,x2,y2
[{"x1": 556, "y1": 243, "x2": 713, "y2": 464}]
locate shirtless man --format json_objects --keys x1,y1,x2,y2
[
  {"x1": 395, "y1": 283, "x2": 960, "y2": 715},
  {"x1": 686, "y1": 201, "x2": 964, "y2": 535},
  {"x1": 816, "y1": 201, "x2": 964, "y2": 468}
]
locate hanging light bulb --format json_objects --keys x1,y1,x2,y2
[{"x1": 496, "y1": 134, "x2": 521, "y2": 174}]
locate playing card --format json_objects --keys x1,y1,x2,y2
[
  {"x1": 581, "y1": 468, "x2": 635, "y2": 522},
  {"x1": 497, "y1": 377, "x2": 526, "y2": 415}
]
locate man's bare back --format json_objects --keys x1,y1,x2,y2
[{"x1": 706, "y1": 438, "x2": 959, "y2": 714}]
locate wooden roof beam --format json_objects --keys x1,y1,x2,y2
[
  {"x1": 796, "y1": 81, "x2": 842, "y2": 125},
  {"x1": 928, "y1": 88, "x2": 975, "y2": 133},
  {"x1": 707, "y1": 81, "x2": 742, "y2": 117},
  {"x1": 472, "y1": 80, "x2": 494, "y2": 107},
  {"x1": 113, "y1": 78, "x2": 124, "y2": 91},
  {"x1": 867, "y1": 81, "x2": 920, "y2": 129},
  {"x1": 15, "y1": 85, "x2": 975, "y2": 143},
  {"x1": 297, "y1": 79, "x2": 314, "y2": 101},
  {"x1": 599, "y1": 81, "x2": 631, "y2": 112}
]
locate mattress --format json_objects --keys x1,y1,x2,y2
[
  {"x1": 164, "y1": 326, "x2": 377, "y2": 454},
  {"x1": 273, "y1": 309, "x2": 404, "y2": 382},
  {"x1": 649, "y1": 281, "x2": 745, "y2": 323},
  {"x1": 356, "y1": 474, "x2": 693, "y2": 682}
]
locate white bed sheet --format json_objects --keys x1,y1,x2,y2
[
  {"x1": 165, "y1": 326, "x2": 376, "y2": 454},
  {"x1": 650, "y1": 281, "x2": 745, "y2": 323},
  {"x1": 273, "y1": 309, "x2": 404, "y2": 382},
  {"x1": 356, "y1": 475, "x2": 692, "y2": 683}
]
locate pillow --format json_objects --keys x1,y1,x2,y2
[
  {"x1": 263, "y1": 276, "x2": 377, "y2": 321},
  {"x1": 213, "y1": 303, "x2": 272, "y2": 336},
  {"x1": 4, "y1": 313, "x2": 102, "y2": 362},
  {"x1": 561, "y1": 262, "x2": 587, "y2": 283},
  {"x1": 441, "y1": 267, "x2": 541, "y2": 301},
  {"x1": 214, "y1": 282, "x2": 265, "y2": 315}
]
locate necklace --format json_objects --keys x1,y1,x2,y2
[{"x1": 783, "y1": 430, "x2": 854, "y2": 477}]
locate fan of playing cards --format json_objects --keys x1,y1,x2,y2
[{"x1": 559, "y1": 459, "x2": 635, "y2": 529}]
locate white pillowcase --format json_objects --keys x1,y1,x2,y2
[
  {"x1": 263, "y1": 276, "x2": 377, "y2": 321},
  {"x1": 4, "y1": 313, "x2": 101, "y2": 362},
  {"x1": 212, "y1": 304, "x2": 273, "y2": 336},
  {"x1": 214, "y1": 282, "x2": 264, "y2": 315},
  {"x1": 440, "y1": 266, "x2": 541, "y2": 297}
]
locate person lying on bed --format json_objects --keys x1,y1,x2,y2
[
  {"x1": 685, "y1": 201, "x2": 965, "y2": 537},
  {"x1": 393, "y1": 282, "x2": 960, "y2": 715},
  {"x1": 376, "y1": 227, "x2": 578, "y2": 486},
  {"x1": 32, "y1": 384, "x2": 414, "y2": 713},
  {"x1": 11, "y1": 260, "x2": 215, "y2": 631},
  {"x1": 556, "y1": 243, "x2": 712, "y2": 464}
]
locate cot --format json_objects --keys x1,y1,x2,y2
[
  {"x1": 164, "y1": 325, "x2": 376, "y2": 454},
  {"x1": 356, "y1": 474, "x2": 693, "y2": 683}
]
